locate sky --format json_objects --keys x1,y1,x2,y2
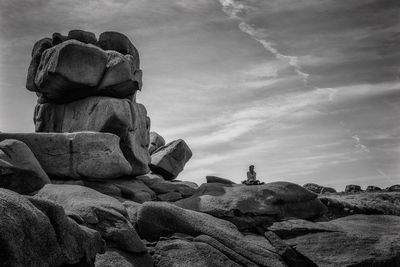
[{"x1": 0, "y1": 0, "x2": 399, "y2": 190}]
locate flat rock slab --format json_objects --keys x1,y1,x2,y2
[
  {"x1": 0, "y1": 132, "x2": 132, "y2": 180},
  {"x1": 34, "y1": 97, "x2": 150, "y2": 176},
  {"x1": 285, "y1": 215, "x2": 400, "y2": 267},
  {"x1": 0, "y1": 139, "x2": 50, "y2": 194},
  {"x1": 175, "y1": 181, "x2": 327, "y2": 221}
]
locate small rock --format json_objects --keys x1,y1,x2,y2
[
  {"x1": 206, "y1": 176, "x2": 236, "y2": 185},
  {"x1": 68, "y1": 29, "x2": 97, "y2": 44},
  {"x1": 157, "y1": 192, "x2": 183, "y2": 202},
  {"x1": 149, "y1": 132, "x2": 165, "y2": 155},
  {"x1": 345, "y1": 184, "x2": 362, "y2": 193}
]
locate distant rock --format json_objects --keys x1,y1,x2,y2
[
  {"x1": 0, "y1": 132, "x2": 132, "y2": 180},
  {"x1": 206, "y1": 175, "x2": 236, "y2": 185},
  {"x1": 304, "y1": 183, "x2": 336, "y2": 194},
  {"x1": 137, "y1": 202, "x2": 286, "y2": 267},
  {"x1": 0, "y1": 188, "x2": 104, "y2": 266},
  {"x1": 150, "y1": 139, "x2": 192, "y2": 180},
  {"x1": 388, "y1": 184, "x2": 400, "y2": 192},
  {"x1": 52, "y1": 32, "x2": 67, "y2": 45},
  {"x1": 175, "y1": 182, "x2": 327, "y2": 229},
  {"x1": 267, "y1": 219, "x2": 338, "y2": 239},
  {"x1": 34, "y1": 97, "x2": 150, "y2": 176},
  {"x1": 282, "y1": 215, "x2": 400, "y2": 267},
  {"x1": 366, "y1": 185, "x2": 382, "y2": 192},
  {"x1": 319, "y1": 192, "x2": 400, "y2": 219},
  {"x1": 67, "y1": 29, "x2": 97, "y2": 44},
  {"x1": 0, "y1": 139, "x2": 50, "y2": 194},
  {"x1": 345, "y1": 184, "x2": 362, "y2": 193},
  {"x1": 149, "y1": 132, "x2": 165, "y2": 155},
  {"x1": 172, "y1": 180, "x2": 199, "y2": 189},
  {"x1": 37, "y1": 184, "x2": 147, "y2": 253}
]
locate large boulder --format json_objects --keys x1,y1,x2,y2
[
  {"x1": 95, "y1": 248, "x2": 153, "y2": 267},
  {"x1": 303, "y1": 183, "x2": 336, "y2": 194},
  {"x1": 0, "y1": 139, "x2": 50, "y2": 194},
  {"x1": 30, "y1": 37, "x2": 141, "y2": 103},
  {"x1": 345, "y1": 184, "x2": 362, "y2": 193},
  {"x1": 388, "y1": 184, "x2": 400, "y2": 192},
  {"x1": 136, "y1": 202, "x2": 286, "y2": 267},
  {"x1": 280, "y1": 215, "x2": 400, "y2": 267},
  {"x1": 149, "y1": 139, "x2": 192, "y2": 180},
  {"x1": 0, "y1": 188, "x2": 104, "y2": 267},
  {"x1": 319, "y1": 192, "x2": 400, "y2": 219},
  {"x1": 175, "y1": 182, "x2": 327, "y2": 228},
  {"x1": 148, "y1": 132, "x2": 165, "y2": 155},
  {"x1": 34, "y1": 97, "x2": 150, "y2": 176},
  {"x1": 0, "y1": 132, "x2": 132, "y2": 180},
  {"x1": 36, "y1": 184, "x2": 147, "y2": 253}
]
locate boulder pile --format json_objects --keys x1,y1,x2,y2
[{"x1": 1, "y1": 29, "x2": 399, "y2": 267}]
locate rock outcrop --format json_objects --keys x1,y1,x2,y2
[
  {"x1": 345, "y1": 184, "x2": 362, "y2": 192},
  {"x1": 0, "y1": 132, "x2": 132, "y2": 179},
  {"x1": 303, "y1": 183, "x2": 336, "y2": 194},
  {"x1": 0, "y1": 139, "x2": 50, "y2": 194},
  {"x1": 34, "y1": 97, "x2": 150, "y2": 176},
  {"x1": 175, "y1": 181, "x2": 327, "y2": 230},
  {"x1": 206, "y1": 175, "x2": 236, "y2": 185},
  {"x1": 0, "y1": 188, "x2": 104, "y2": 266},
  {"x1": 149, "y1": 132, "x2": 165, "y2": 155},
  {"x1": 150, "y1": 139, "x2": 192, "y2": 180}
]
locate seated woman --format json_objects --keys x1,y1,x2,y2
[{"x1": 242, "y1": 165, "x2": 264, "y2": 185}]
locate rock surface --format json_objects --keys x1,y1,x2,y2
[
  {"x1": 303, "y1": 183, "x2": 336, "y2": 194},
  {"x1": 175, "y1": 182, "x2": 327, "y2": 229},
  {"x1": 345, "y1": 184, "x2": 362, "y2": 192},
  {"x1": 150, "y1": 139, "x2": 192, "y2": 180},
  {"x1": 284, "y1": 215, "x2": 400, "y2": 267},
  {"x1": 0, "y1": 139, "x2": 50, "y2": 194},
  {"x1": 36, "y1": 184, "x2": 147, "y2": 253},
  {"x1": 0, "y1": 132, "x2": 132, "y2": 179},
  {"x1": 149, "y1": 132, "x2": 165, "y2": 155},
  {"x1": 206, "y1": 175, "x2": 236, "y2": 185},
  {"x1": 34, "y1": 97, "x2": 150, "y2": 176},
  {"x1": 96, "y1": 248, "x2": 153, "y2": 267},
  {"x1": 0, "y1": 188, "x2": 104, "y2": 266},
  {"x1": 137, "y1": 201, "x2": 286, "y2": 267}
]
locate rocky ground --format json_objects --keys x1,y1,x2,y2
[{"x1": 1, "y1": 29, "x2": 399, "y2": 267}]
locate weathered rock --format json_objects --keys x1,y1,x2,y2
[
  {"x1": 95, "y1": 248, "x2": 153, "y2": 267},
  {"x1": 123, "y1": 200, "x2": 142, "y2": 227},
  {"x1": 34, "y1": 40, "x2": 108, "y2": 103},
  {"x1": 137, "y1": 173, "x2": 195, "y2": 197},
  {"x1": 267, "y1": 219, "x2": 338, "y2": 239},
  {"x1": 149, "y1": 132, "x2": 165, "y2": 155},
  {"x1": 34, "y1": 97, "x2": 150, "y2": 176},
  {"x1": 150, "y1": 139, "x2": 192, "y2": 180},
  {"x1": 0, "y1": 139, "x2": 50, "y2": 194},
  {"x1": 26, "y1": 37, "x2": 53, "y2": 92},
  {"x1": 303, "y1": 183, "x2": 336, "y2": 194},
  {"x1": 319, "y1": 192, "x2": 400, "y2": 219},
  {"x1": 154, "y1": 238, "x2": 241, "y2": 267},
  {"x1": 345, "y1": 184, "x2": 362, "y2": 192},
  {"x1": 388, "y1": 184, "x2": 400, "y2": 192},
  {"x1": 0, "y1": 132, "x2": 132, "y2": 180},
  {"x1": 285, "y1": 215, "x2": 400, "y2": 267},
  {"x1": 0, "y1": 188, "x2": 104, "y2": 267},
  {"x1": 36, "y1": 184, "x2": 147, "y2": 253},
  {"x1": 137, "y1": 202, "x2": 286, "y2": 267},
  {"x1": 52, "y1": 178, "x2": 156, "y2": 203},
  {"x1": 175, "y1": 182, "x2": 327, "y2": 228},
  {"x1": 366, "y1": 185, "x2": 382, "y2": 192},
  {"x1": 68, "y1": 29, "x2": 97, "y2": 44},
  {"x1": 157, "y1": 192, "x2": 182, "y2": 202},
  {"x1": 206, "y1": 175, "x2": 236, "y2": 185},
  {"x1": 172, "y1": 180, "x2": 199, "y2": 189},
  {"x1": 97, "y1": 31, "x2": 140, "y2": 68},
  {"x1": 52, "y1": 32, "x2": 67, "y2": 45}
]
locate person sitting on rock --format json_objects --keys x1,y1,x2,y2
[{"x1": 242, "y1": 165, "x2": 264, "y2": 185}]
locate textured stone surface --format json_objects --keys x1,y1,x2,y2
[
  {"x1": 345, "y1": 184, "x2": 362, "y2": 192},
  {"x1": 137, "y1": 202, "x2": 286, "y2": 267},
  {"x1": 175, "y1": 182, "x2": 327, "y2": 224},
  {"x1": 154, "y1": 238, "x2": 241, "y2": 267},
  {"x1": 319, "y1": 192, "x2": 400, "y2": 219},
  {"x1": 34, "y1": 97, "x2": 150, "y2": 176},
  {"x1": 285, "y1": 215, "x2": 400, "y2": 267},
  {"x1": 137, "y1": 173, "x2": 195, "y2": 197},
  {"x1": 303, "y1": 183, "x2": 336, "y2": 194},
  {"x1": 157, "y1": 192, "x2": 182, "y2": 202},
  {"x1": 95, "y1": 248, "x2": 153, "y2": 267},
  {"x1": 149, "y1": 132, "x2": 165, "y2": 155},
  {"x1": 0, "y1": 132, "x2": 132, "y2": 180},
  {"x1": 150, "y1": 139, "x2": 192, "y2": 180},
  {"x1": 0, "y1": 188, "x2": 104, "y2": 267},
  {"x1": 267, "y1": 219, "x2": 338, "y2": 239},
  {"x1": 0, "y1": 139, "x2": 50, "y2": 194},
  {"x1": 37, "y1": 184, "x2": 147, "y2": 253},
  {"x1": 67, "y1": 29, "x2": 97, "y2": 44}
]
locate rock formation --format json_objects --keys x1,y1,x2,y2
[{"x1": 1, "y1": 29, "x2": 399, "y2": 267}]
